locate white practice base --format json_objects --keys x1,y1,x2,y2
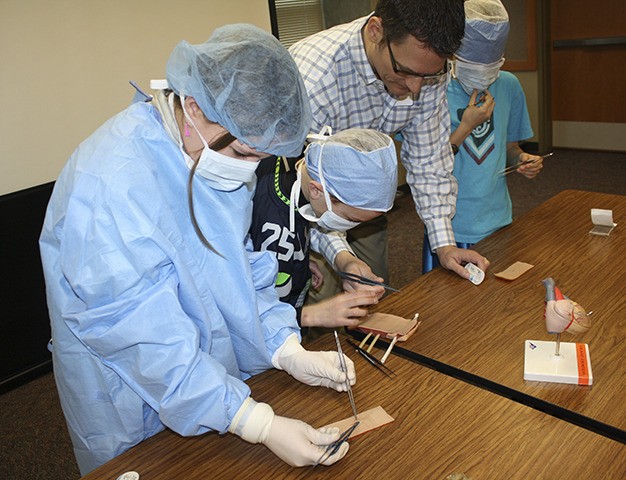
[{"x1": 524, "y1": 340, "x2": 593, "y2": 385}]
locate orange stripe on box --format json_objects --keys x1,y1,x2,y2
[{"x1": 576, "y1": 343, "x2": 590, "y2": 385}]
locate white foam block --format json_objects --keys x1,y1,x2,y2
[
  {"x1": 524, "y1": 340, "x2": 592, "y2": 385},
  {"x1": 590, "y1": 208, "x2": 617, "y2": 236}
]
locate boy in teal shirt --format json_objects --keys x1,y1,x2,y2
[{"x1": 423, "y1": 0, "x2": 544, "y2": 272}]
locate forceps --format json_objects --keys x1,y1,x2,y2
[
  {"x1": 313, "y1": 420, "x2": 360, "y2": 467},
  {"x1": 345, "y1": 338, "x2": 396, "y2": 378},
  {"x1": 498, "y1": 152, "x2": 553, "y2": 176},
  {"x1": 337, "y1": 271, "x2": 401, "y2": 293},
  {"x1": 334, "y1": 331, "x2": 358, "y2": 420}
]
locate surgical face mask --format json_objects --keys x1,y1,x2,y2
[
  {"x1": 318, "y1": 207, "x2": 361, "y2": 232},
  {"x1": 453, "y1": 57, "x2": 504, "y2": 95},
  {"x1": 296, "y1": 200, "x2": 361, "y2": 232},
  {"x1": 288, "y1": 150, "x2": 360, "y2": 233},
  {"x1": 293, "y1": 175, "x2": 360, "y2": 232},
  {"x1": 181, "y1": 95, "x2": 259, "y2": 191}
]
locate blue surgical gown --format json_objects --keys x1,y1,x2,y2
[{"x1": 39, "y1": 102, "x2": 300, "y2": 474}]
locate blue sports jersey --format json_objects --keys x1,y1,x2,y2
[{"x1": 250, "y1": 156, "x2": 311, "y2": 324}]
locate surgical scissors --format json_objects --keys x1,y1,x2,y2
[
  {"x1": 337, "y1": 271, "x2": 401, "y2": 293},
  {"x1": 334, "y1": 331, "x2": 358, "y2": 420},
  {"x1": 313, "y1": 420, "x2": 360, "y2": 467}
]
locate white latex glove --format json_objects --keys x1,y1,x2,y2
[
  {"x1": 228, "y1": 398, "x2": 349, "y2": 467},
  {"x1": 265, "y1": 416, "x2": 349, "y2": 467},
  {"x1": 272, "y1": 334, "x2": 356, "y2": 392}
]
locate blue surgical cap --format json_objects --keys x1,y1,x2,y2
[
  {"x1": 456, "y1": 0, "x2": 510, "y2": 64},
  {"x1": 306, "y1": 129, "x2": 398, "y2": 212},
  {"x1": 166, "y1": 24, "x2": 311, "y2": 157}
]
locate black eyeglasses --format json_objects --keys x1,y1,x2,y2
[{"x1": 386, "y1": 37, "x2": 448, "y2": 81}]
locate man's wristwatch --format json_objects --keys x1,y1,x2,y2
[{"x1": 451, "y1": 143, "x2": 459, "y2": 155}]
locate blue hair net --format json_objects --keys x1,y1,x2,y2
[
  {"x1": 166, "y1": 24, "x2": 311, "y2": 157},
  {"x1": 456, "y1": 0, "x2": 510, "y2": 64},
  {"x1": 306, "y1": 129, "x2": 398, "y2": 212}
]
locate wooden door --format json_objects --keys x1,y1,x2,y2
[{"x1": 551, "y1": 0, "x2": 626, "y2": 151}]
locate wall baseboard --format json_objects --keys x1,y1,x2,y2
[
  {"x1": 0, "y1": 361, "x2": 52, "y2": 394},
  {"x1": 553, "y1": 121, "x2": 626, "y2": 152}
]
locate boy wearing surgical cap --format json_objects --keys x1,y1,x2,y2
[
  {"x1": 250, "y1": 128, "x2": 397, "y2": 333},
  {"x1": 422, "y1": 0, "x2": 544, "y2": 272}
]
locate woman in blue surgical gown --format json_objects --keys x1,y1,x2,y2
[{"x1": 39, "y1": 24, "x2": 355, "y2": 475}]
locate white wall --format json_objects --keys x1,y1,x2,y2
[{"x1": 0, "y1": 0, "x2": 271, "y2": 195}]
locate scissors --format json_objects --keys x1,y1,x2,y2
[
  {"x1": 313, "y1": 420, "x2": 360, "y2": 467},
  {"x1": 334, "y1": 331, "x2": 358, "y2": 420},
  {"x1": 337, "y1": 271, "x2": 401, "y2": 293},
  {"x1": 498, "y1": 152, "x2": 553, "y2": 176},
  {"x1": 345, "y1": 338, "x2": 396, "y2": 378}
]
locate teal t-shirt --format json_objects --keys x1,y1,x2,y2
[{"x1": 448, "y1": 71, "x2": 533, "y2": 243}]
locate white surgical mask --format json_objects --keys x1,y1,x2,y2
[
  {"x1": 180, "y1": 94, "x2": 260, "y2": 191},
  {"x1": 453, "y1": 57, "x2": 504, "y2": 95},
  {"x1": 288, "y1": 146, "x2": 360, "y2": 233},
  {"x1": 317, "y1": 207, "x2": 361, "y2": 232}
]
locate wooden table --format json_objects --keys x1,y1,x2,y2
[
  {"x1": 363, "y1": 190, "x2": 625, "y2": 440},
  {"x1": 82, "y1": 334, "x2": 626, "y2": 480}
]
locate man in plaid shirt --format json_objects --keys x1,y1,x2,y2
[{"x1": 290, "y1": 0, "x2": 490, "y2": 299}]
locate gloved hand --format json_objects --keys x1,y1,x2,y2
[
  {"x1": 264, "y1": 415, "x2": 348, "y2": 467},
  {"x1": 228, "y1": 398, "x2": 349, "y2": 467},
  {"x1": 272, "y1": 334, "x2": 356, "y2": 392}
]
